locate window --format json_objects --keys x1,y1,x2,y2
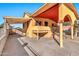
[
  {"x1": 35, "y1": 21, "x2": 41, "y2": 26},
  {"x1": 45, "y1": 21, "x2": 48, "y2": 26}
]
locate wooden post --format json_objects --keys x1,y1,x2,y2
[
  {"x1": 37, "y1": 26, "x2": 39, "y2": 40},
  {"x1": 75, "y1": 28, "x2": 77, "y2": 37},
  {"x1": 71, "y1": 23, "x2": 74, "y2": 39},
  {"x1": 74, "y1": 20, "x2": 77, "y2": 37},
  {"x1": 6, "y1": 23, "x2": 9, "y2": 30},
  {"x1": 60, "y1": 22, "x2": 63, "y2": 47},
  {"x1": 4, "y1": 19, "x2": 7, "y2": 33}
]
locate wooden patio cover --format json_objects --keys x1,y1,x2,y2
[{"x1": 32, "y1": 3, "x2": 78, "y2": 23}]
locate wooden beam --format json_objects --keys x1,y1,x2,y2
[
  {"x1": 23, "y1": 22, "x2": 27, "y2": 33},
  {"x1": 8, "y1": 19, "x2": 30, "y2": 24},
  {"x1": 59, "y1": 22, "x2": 63, "y2": 47},
  {"x1": 37, "y1": 26, "x2": 39, "y2": 40},
  {"x1": 71, "y1": 24, "x2": 74, "y2": 39},
  {"x1": 3, "y1": 19, "x2": 7, "y2": 32},
  {"x1": 3, "y1": 16, "x2": 30, "y2": 24}
]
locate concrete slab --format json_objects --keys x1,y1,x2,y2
[
  {"x1": 19, "y1": 36, "x2": 79, "y2": 56},
  {"x1": 2, "y1": 34, "x2": 28, "y2": 56}
]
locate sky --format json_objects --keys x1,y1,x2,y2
[
  {"x1": 0, "y1": 3, "x2": 79, "y2": 28},
  {"x1": 0, "y1": 3, "x2": 44, "y2": 28},
  {"x1": 73, "y1": 3, "x2": 79, "y2": 16}
]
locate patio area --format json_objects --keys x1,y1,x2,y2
[
  {"x1": 18, "y1": 35, "x2": 79, "y2": 56},
  {"x1": 2, "y1": 34, "x2": 29, "y2": 56}
]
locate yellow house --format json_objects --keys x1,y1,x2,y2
[{"x1": 3, "y1": 3, "x2": 78, "y2": 47}]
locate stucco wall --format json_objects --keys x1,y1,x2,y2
[
  {"x1": 26, "y1": 17, "x2": 53, "y2": 38},
  {"x1": 34, "y1": 18, "x2": 56, "y2": 27},
  {"x1": 59, "y1": 4, "x2": 77, "y2": 24}
]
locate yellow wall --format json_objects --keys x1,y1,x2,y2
[
  {"x1": 59, "y1": 4, "x2": 77, "y2": 24},
  {"x1": 24, "y1": 13, "x2": 56, "y2": 38},
  {"x1": 26, "y1": 17, "x2": 53, "y2": 38},
  {"x1": 34, "y1": 18, "x2": 56, "y2": 27}
]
